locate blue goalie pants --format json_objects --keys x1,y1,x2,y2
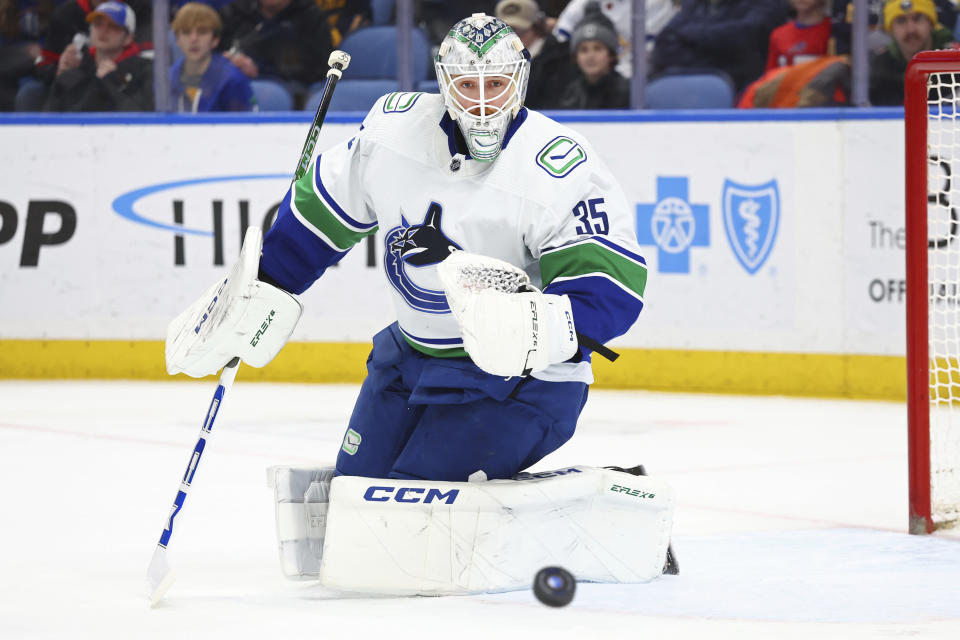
[{"x1": 334, "y1": 323, "x2": 590, "y2": 481}]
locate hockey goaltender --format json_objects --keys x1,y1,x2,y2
[{"x1": 163, "y1": 12, "x2": 677, "y2": 596}]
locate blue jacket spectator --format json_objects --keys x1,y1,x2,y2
[
  {"x1": 170, "y1": 2, "x2": 255, "y2": 111},
  {"x1": 170, "y1": 52, "x2": 255, "y2": 111},
  {"x1": 651, "y1": 0, "x2": 787, "y2": 93}
]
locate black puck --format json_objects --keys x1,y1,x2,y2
[{"x1": 533, "y1": 566, "x2": 576, "y2": 607}]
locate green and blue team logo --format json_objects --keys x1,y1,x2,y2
[
  {"x1": 341, "y1": 429, "x2": 362, "y2": 455},
  {"x1": 448, "y1": 16, "x2": 513, "y2": 58},
  {"x1": 636, "y1": 176, "x2": 709, "y2": 273},
  {"x1": 382, "y1": 92, "x2": 422, "y2": 113},
  {"x1": 536, "y1": 136, "x2": 587, "y2": 178},
  {"x1": 383, "y1": 202, "x2": 462, "y2": 313},
  {"x1": 722, "y1": 179, "x2": 780, "y2": 274}
]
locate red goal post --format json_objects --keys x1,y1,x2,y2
[{"x1": 905, "y1": 50, "x2": 960, "y2": 534}]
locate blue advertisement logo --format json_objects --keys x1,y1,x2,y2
[
  {"x1": 112, "y1": 174, "x2": 289, "y2": 235},
  {"x1": 722, "y1": 179, "x2": 780, "y2": 274},
  {"x1": 636, "y1": 177, "x2": 709, "y2": 273}
]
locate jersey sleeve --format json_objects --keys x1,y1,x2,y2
[
  {"x1": 524, "y1": 152, "x2": 647, "y2": 360},
  {"x1": 260, "y1": 115, "x2": 379, "y2": 294},
  {"x1": 554, "y1": 0, "x2": 586, "y2": 41}
]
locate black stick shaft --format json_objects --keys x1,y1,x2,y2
[{"x1": 293, "y1": 61, "x2": 346, "y2": 183}]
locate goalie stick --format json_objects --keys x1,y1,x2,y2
[
  {"x1": 147, "y1": 357, "x2": 240, "y2": 606},
  {"x1": 147, "y1": 50, "x2": 351, "y2": 607},
  {"x1": 293, "y1": 50, "x2": 352, "y2": 183}
]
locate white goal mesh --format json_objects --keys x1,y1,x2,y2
[{"x1": 926, "y1": 71, "x2": 960, "y2": 528}]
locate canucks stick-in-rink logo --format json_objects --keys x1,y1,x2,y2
[
  {"x1": 722, "y1": 179, "x2": 780, "y2": 274},
  {"x1": 384, "y1": 202, "x2": 462, "y2": 313}
]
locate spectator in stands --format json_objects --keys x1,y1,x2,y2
[
  {"x1": 173, "y1": 0, "x2": 234, "y2": 9},
  {"x1": 829, "y1": 0, "x2": 956, "y2": 54},
  {"x1": 870, "y1": 0, "x2": 956, "y2": 105},
  {"x1": 766, "y1": 0, "x2": 833, "y2": 71},
  {"x1": 538, "y1": 0, "x2": 567, "y2": 20},
  {"x1": 0, "y1": 0, "x2": 56, "y2": 110},
  {"x1": 170, "y1": 2, "x2": 256, "y2": 111},
  {"x1": 315, "y1": 0, "x2": 370, "y2": 47},
  {"x1": 43, "y1": 1, "x2": 153, "y2": 110},
  {"x1": 495, "y1": 0, "x2": 575, "y2": 110},
  {"x1": 651, "y1": 0, "x2": 787, "y2": 94},
  {"x1": 553, "y1": 0, "x2": 680, "y2": 77},
  {"x1": 738, "y1": 0, "x2": 850, "y2": 109},
  {"x1": 416, "y1": 1, "x2": 499, "y2": 45},
  {"x1": 830, "y1": 0, "x2": 891, "y2": 54},
  {"x1": 831, "y1": 0, "x2": 957, "y2": 34},
  {"x1": 36, "y1": 0, "x2": 151, "y2": 86},
  {"x1": 219, "y1": 0, "x2": 333, "y2": 96},
  {"x1": 556, "y1": 5, "x2": 629, "y2": 109}
]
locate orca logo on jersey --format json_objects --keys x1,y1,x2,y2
[{"x1": 383, "y1": 202, "x2": 463, "y2": 313}]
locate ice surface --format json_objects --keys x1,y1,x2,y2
[{"x1": 0, "y1": 380, "x2": 958, "y2": 639}]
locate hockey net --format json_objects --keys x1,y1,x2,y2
[{"x1": 906, "y1": 50, "x2": 960, "y2": 533}]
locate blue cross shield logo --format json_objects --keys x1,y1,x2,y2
[
  {"x1": 722, "y1": 179, "x2": 780, "y2": 274},
  {"x1": 636, "y1": 177, "x2": 709, "y2": 273}
]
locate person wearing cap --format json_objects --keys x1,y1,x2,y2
[
  {"x1": 829, "y1": 0, "x2": 958, "y2": 42},
  {"x1": 34, "y1": 0, "x2": 152, "y2": 93},
  {"x1": 43, "y1": 1, "x2": 153, "y2": 111},
  {"x1": 651, "y1": 0, "x2": 787, "y2": 94},
  {"x1": 869, "y1": 0, "x2": 956, "y2": 105},
  {"x1": 495, "y1": 0, "x2": 576, "y2": 109},
  {"x1": 555, "y1": 5, "x2": 630, "y2": 110}
]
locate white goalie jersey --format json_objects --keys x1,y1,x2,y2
[{"x1": 259, "y1": 92, "x2": 648, "y2": 383}]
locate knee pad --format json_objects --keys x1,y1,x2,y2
[{"x1": 267, "y1": 466, "x2": 336, "y2": 579}]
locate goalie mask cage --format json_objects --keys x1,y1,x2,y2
[{"x1": 906, "y1": 50, "x2": 960, "y2": 534}]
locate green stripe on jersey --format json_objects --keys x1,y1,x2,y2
[
  {"x1": 402, "y1": 335, "x2": 469, "y2": 359},
  {"x1": 540, "y1": 241, "x2": 647, "y2": 298},
  {"x1": 292, "y1": 166, "x2": 377, "y2": 250}
]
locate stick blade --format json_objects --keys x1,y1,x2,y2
[{"x1": 147, "y1": 546, "x2": 176, "y2": 607}]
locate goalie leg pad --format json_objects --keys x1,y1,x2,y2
[
  {"x1": 317, "y1": 465, "x2": 675, "y2": 595},
  {"x1": 267, "y1": 465, "x2": 336, "y2": 579}
]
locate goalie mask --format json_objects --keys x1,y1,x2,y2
[{"x1": 436, "y1": 13, "x2": 530, "y2": 162}]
